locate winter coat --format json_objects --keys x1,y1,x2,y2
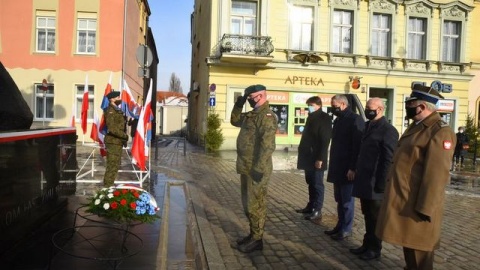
[
  {"x1": 327, "y1": 108, "x2": 364, "y2": 184},
  {"x1": 297, "y1": 109, "x2": 332, "y2": 171},
  {"x1": 352, "y1": 117, "x2": 399, "y2": 200},
  {"x1": 375, "y1": 112, "x2": 456, "y2": 251}
]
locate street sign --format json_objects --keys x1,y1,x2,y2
[
  {"x1": 210, "y1": 83, "x2": 216, "y2": 92},
  {"x1": 209, "y1": 97, "x2": 216, "y2": 107},
  {"x1": 136, "y1": 45, "x2": 153, "y2": 67}
]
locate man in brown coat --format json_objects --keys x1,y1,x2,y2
[{"x1": 376, "y1": 85, "x2": 456, "y2": 270}]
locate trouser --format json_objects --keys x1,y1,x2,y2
[
  {"x1": 103, "y1": 143, "x2": 122, "y2": 186},
  {"x1": 240, "y1": 173, "x2": 270, "y2": 240},
  {"x1": 305, "y1": 170, "x2": 325, "y2": 211},
  {"x1": 403, "y1": 247, "x2": 434, "y2": 270},
  {"x1": 360, "y1": 198, "x2": 382, "y2": 252},
  {"x1": 333, "y1": 183, "x2": 354, "y2": 233}
]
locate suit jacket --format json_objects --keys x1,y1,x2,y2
[
  {"x1": 376, "y1": 112, "x2": 456, "y2": 251},
  {"x1": 327, "y1": 108, "x2": 364, "y2": 184},
  {"x1": 297, "y1": 109, "x2": 332, "y2": 171},
  {"x1": 352, "y1": 117, "x2": 399, "y2": 200}
]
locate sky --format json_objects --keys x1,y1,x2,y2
[{"x1": 149, "y1": 1, "x2": 193, "y2": 92}]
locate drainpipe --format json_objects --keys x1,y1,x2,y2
[{"x1": 122, "y1": 0, "x2": 128, "y2": 84}]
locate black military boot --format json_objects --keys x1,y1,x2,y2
[
  {"x1": 236, "y1": 234, "x2": 252, "y2": 245},
  {"x1": 237, "y1": 238, "x2": 263, "y2": 253}
]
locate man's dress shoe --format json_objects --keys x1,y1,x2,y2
[
  {"x1": 324, "y1": 227, "x2": 340, "y2": 235},
  {"x1": 359, "y1": 250, "x2": 381, "y2": 260},
  {"x1": 236, "y1": 235, "x2": 252, "y2": 245},
  {"x1": 237, "y1": 239, "x2": 263, "y2": 253},
  {"x1": 331, "y1": 231, "x2": 352, "y2": 241},
  {"x1": 349, "y1": 246, "x2": 368, "y2": 255},
  {"x1": 304, "y1": 210, "x2": 322, "y2": 220},
  {"x1": 295, "y1": 207, "x2": 312, "y2": 214}
]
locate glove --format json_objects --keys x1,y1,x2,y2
[
  {"x1": 235, "y1": 95, "x2": 247, "y2": 108},
  {"x1": 123, "y1": 141, "x2": 127, "y2": 148},
  {"x1": 415, "y1": 211, "x2": 431, "y2": 222},
  {"x1": 250, "y1": 170, "x2": 264, "y2": 183}
]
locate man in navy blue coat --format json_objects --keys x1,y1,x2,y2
[
  {"x1": 350, "y1": 97, "x2": 399, "y2": 260},
  {"x1": 325, "y1": 94, "x2": 365, "y2": 240},
  {"x1": 296, "y1": 96, "x2": 332, "y2": 220}
]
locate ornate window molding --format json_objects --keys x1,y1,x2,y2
[
  {"x1": 439, "y1": 2, "x2": 474, "y2": 21},
  {"x1": 288, "y1": 0, "x2": 321, "y2": 6},
  {"x1": 368, "y1": 0, "x2": 400, "y2": 14},
  {"x1": 328, "y1": 0, "x2": 359, "y2": 10},
  {"x1": 404, "y1": 0, "x2": 437, "y2": 18}
]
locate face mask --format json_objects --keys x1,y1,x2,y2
[
  {"x1": 114, "y1": 100, "x2": 122, "y2": 106},
  {"x1": 331, "y1": 106, "x2": 342, "y2": 116},
  {"x1": 247, "y1": 98, "x2": 257, "y2": 108},
  {"x1": 364, "y1": 109, "x2": 377, "y2": 120},
  {"x1": 405, "y1": 105, "x2": 420, "y2": 119},
  {"x1": 308, "y1": 106, "x2": 316, "y2": 113},
  {"x1": 459, "y1": 130, "x2": 464, "y2": 133}
]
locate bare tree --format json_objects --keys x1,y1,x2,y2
[{"x1": 169, "y1": 73, "x2": 183, "y2": 93}]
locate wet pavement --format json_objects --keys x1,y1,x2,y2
[{"x1": 1, "y1": 139, "x2": 480, "y2": 269}]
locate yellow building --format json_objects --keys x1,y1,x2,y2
[{"x1": 189, "y1": 0, "x2": 476, "y2": 150}]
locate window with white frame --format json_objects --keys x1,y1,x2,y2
[
  {"x1": 289, "y1": 5, "x2": 313, "y2": 51},
  {"x1": 77, "y1": 18, "x2": 97, "y2": 54},
  {"x1": 36, "y1": 16, "x2": 56, "y2": 52},
  {"x1": 34, "y1": 84, "x2": 54, "y2": 120},
  {"x1": 76, "y1": 85, "x2": 94, "y2": 121},
  {"x1": 442, "y1": 20, "x2": 461, "y2": 62},
  {"x1": 226, "y1": 87, "x2": 247, "y2": 120},
  {"x1": 333, "y1": 10, "x2": 353, "y2": 53},
  {"x1": 231, "y1": 0, "x2": 257, "y2": 35},
  {"x1": 407, "y1": 17, "x2": 427, "y2": 59},
  {"x1": 371, "y1": 13, "x2": 391, "y2": 57}
]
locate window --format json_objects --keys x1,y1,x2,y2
[
  {"x1": 289, "y1": 5, "x2": 313, "y2": 50},
  {"x1": 333, "y1": 10, "x2": 353, "y2": 53},
  {"x1": 371, "y1": 13, "x2": 391, "y2": 57},
  {"x1": 34, "y1": 84, "x2": 54, "y2": 120},
  {"x1": 407, "y1": 17, "x2": 427, "y2": 59},
  {"x1": 36, "y1": 16, "x2": 56, "y2": 52},
  {"x1": 442, "y1": 20, "x2": 461, "y2": 62},
  {"x1": 231, "y1": 1, "x2": 257, "y2": 35},
  {"x1": 76, "y1": 85, "x2": 94, "y2": 121},
  {"x1": 77, "y1": 18, "x2": 97, "y2": 54}
]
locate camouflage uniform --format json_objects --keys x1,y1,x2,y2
[
  {"x1": 231, "y1": 101, "x2": 277, "y2": 240},
  {"x1": 103, "y1": 104, "x2": 128, "y2": 186}
]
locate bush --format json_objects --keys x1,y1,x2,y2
[
  {"x1": 464, "y1": 113, "x2": 478, "y2": 155},
  {"x1": 204, "y1": 113, "x2": 224, "y2": 152}
]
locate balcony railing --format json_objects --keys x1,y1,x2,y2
[{"x1": 220, "y1": 34, "x2": 274, "y2": 56}]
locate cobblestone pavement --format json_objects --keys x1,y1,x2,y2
[{"x1": 153, "y1": 139, "x2": 480, "y2": 270}]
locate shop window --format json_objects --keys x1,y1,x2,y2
[{"x1": 270, "y1": 104, "x2": 289, "y2": 135}]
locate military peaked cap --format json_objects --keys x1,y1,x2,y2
[
  {"x1": 106, "y1": 91, "x2": 120, "y2": 99},
  {"x1": 244, "y1": 84, "x2": 266, "y2": 96},
  {"x1": 406, "y1": 84, "x2": 444, "y2": 104}
]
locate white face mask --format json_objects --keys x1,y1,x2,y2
[
  {"x1": 459, "y1": 130, "x2": 464, "y2": 133},
  {"x1": 308, "y1": 106, "x2": 315, "y2": 113}
]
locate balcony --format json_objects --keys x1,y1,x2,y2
[{"x1": 219, "y1": 34, "x2": 274, "y2": 65}]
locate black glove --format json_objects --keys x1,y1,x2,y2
[
  {"x1": 123, "y1": 141, "x2": 127, "y2": 148},
  {"x1": 415, "y1": 211, "x2": 431, "y2": 222},
  {"x1": 235, "y1": 95, "x2": 247, "y2": 108},
  {"x1": 250, "y1": 170, "x2": 264, "y2": 183}
]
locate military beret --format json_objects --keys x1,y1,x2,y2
[
  {"x1": 406, "y1": 84, "x2": 444, "y2": 104},
  {"x1": 244, "y1": 84, "x2": 267, "y2": 96},
  {"x1": 106, "y1": 91, "x2": 120, "y2": 99}
]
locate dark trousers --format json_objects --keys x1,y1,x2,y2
[
  {"x1": 360, "y1": 199, "x2": 382, "y2": 252},
  {"x1": 403, "y1": 247, "x2": 434, "y2": 270},
  {"x1": 305, "y1": 170, "x2": 325, "y2": 211},
  {"x1": 333, "y1": 183, "x2": 354, "y2": 233}
]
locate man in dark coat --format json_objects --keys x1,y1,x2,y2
[
  {"x1": 350, "y1": 98, "x2": 399, "y2": 260},
  {"x1": 453, "y1": 126, "x2": 469, "y2": 167},
  {"x1": 325, "y1": 94, "x2": 365, "y2": 240},
  {"x1": 296, "y1": 96, "x2": 332, "y2": 221}
]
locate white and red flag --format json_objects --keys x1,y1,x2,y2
[
  {"x1": 90, "y1": 112, "x2": 107, "y2": 157},
  {"x1": 131, "y1": 79, "x2": 153, "y2": 171},
  {"x1": 80, "y1": 74, "x2": 89, "y2": 134}
]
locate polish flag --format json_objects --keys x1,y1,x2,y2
[
  {"x1": 81, "y1": 74, "x2": 89, "y2": 134},
  {"x1": 131, "y1": 79, "x2": 153, "y2": 171},
  {"x1": 101, "y1": 72, "x2": 113, "y2": 111},
  {"x1": 90, "y1": 112, "x2": 107, "y2": 157}
]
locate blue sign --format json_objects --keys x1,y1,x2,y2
[{"x1": 209, "y1": 97, "x2": 216, "y2": 107}]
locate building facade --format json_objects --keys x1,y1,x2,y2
[
  {"x1": 0, "y1": 0, "x2": 158, "y2": 139},
  {"x1": 189, "y1": 0, "x2": 478, "y2": 150}
]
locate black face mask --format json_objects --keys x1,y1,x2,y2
[
  {"x1": 364, "y1": 109, "x2": 377, "y2": 120},
  {"x1": 114, "y1": 100, "x2": 122, "y2": 106},
  {"x1": 247, "y1": 98, "x2": 257, "y2": 108},
  {"x1": 405, "y1": 105, "x2": 420, "y2": 119},
  {"x1": 331, "y1": 106, "x2": 342, "y2": 116}
]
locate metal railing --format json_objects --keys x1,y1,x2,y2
[{"x1": 220, "y1": 34, "x2": 274, "y2": 56}]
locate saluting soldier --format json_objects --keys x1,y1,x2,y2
[
  {"x1": 376, "y1": 85, "x2": 456, "y2": 270},
  {"x1": 231, "y1": 84, "x2": 277, "y2": 253},
  {"x1": 103, "y1": 91, "x2": 128, "y2": 187}
]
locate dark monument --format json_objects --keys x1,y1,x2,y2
[{"x1": 0, "y1": 61, "x2": 77, "y2": 257}]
